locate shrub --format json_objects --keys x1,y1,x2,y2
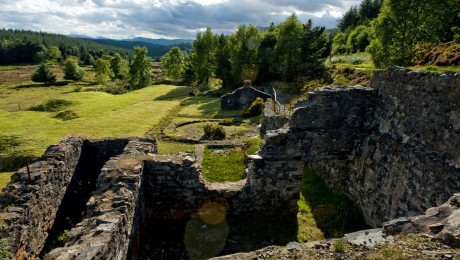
[
  {"x1": 218, "y1": 118, "x2": 234, "y2": 126},
  {"x1": 333, "y1": 240, "x2": 346, "y2": 253},
  {"x1": 53, "y1": 110, "x2": 79, "y2": 121},
  {"x1": 104, "y1": 82, "x2": 128, "y2": 95},
  {"x1": 241, "y1": 97, "x2": 264, "y2": 118},
  {"x1": 73, "y1": 85, "x2": 83, "y2": 92},
  {"x1": 203, "y1": 124, "x2": 226, "y2": 140},
  {"x1": 29, "y1": 99, "x2": 74, "y2": 112}
]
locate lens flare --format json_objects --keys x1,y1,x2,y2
[{"x1": 198, "y1": 202, "x2": 226, "y2": 225}]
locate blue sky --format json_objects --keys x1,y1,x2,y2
[{"x1": 0, "y1": 0, "x2": 361, "y2": 39}]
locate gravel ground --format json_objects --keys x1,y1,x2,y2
[{"x1": 213, "y1": 234, "x2": 460, "y2": 260}]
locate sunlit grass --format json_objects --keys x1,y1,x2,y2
[
  {"x1": 157, "y1": 140, "x2": 195, "y2": 155},
  {"x1": 0, "y1": 172, "x2": 14, "y2": 190},
  {"x1": 0, "y1": 85, "x2": 186, "y2": 160},
  {"x1": 201, "y1": 147, "x2": 246, "y2": 182},
  {"x1": 326, "y1": 52, "x2": 374, "y2": 69}
]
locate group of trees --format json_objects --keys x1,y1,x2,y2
[
  {"x1": 367, "y1": 0, "x2": 460, "y2": 67},
  {"x1": 32, "y1": 46, "x2": 152, "y2": 91},
  {"x1": 332, "y1": 0, "x2": 382, "y2": 55},
  {"x1": 161, "y1": 14, "x2": 329, "y2": 91},
  {"x1": 333, "y1": 0, "x2": 460, "y2": 68},
  {"x1": 0, "y1": 29, "x2": 131, "y2": 65}
]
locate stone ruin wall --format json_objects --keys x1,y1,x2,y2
[
  {"x1": 0, "y1": 136, "x2": 303, "y2": 259},
  {"x1": 1, "y1": 67, "x2": 459, "y2": 259},
  {"x1": 262, "y1": 68, "x2": 460, "y2": 227}
]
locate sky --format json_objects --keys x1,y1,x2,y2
[{"x1": 0, "y1": 0, "x2": 361, "y2": 39}]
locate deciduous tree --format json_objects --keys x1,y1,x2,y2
[
  {"x1": 95, "y1": 58, "x2": 114, "y2": 84},
  {"x1": 161, "y1": 47, "x2": 186, "y2": 81},
  {"x1": 190, "y1": 27, "x2": 216, "y2": 86},
  {"x1": 63, "y1": 57, "x2": 85, "y2": 82},
  {"x1": 129, "y1": 47, "x2": 152, "y2": 90},
  {"x1": 367, "y1": 0, "x2": 457, "y2": 68}
]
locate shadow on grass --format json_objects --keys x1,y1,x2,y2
[
  {"x1": 154, "y1": 86, "x2": 193, "y2": 101},
  {"x1": 300, "y1": 167, "x2": 369, "y2": 238}
]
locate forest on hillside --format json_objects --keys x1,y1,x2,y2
[
  {"x1": 0, "y1": 29, "x2": 132, "y2": 65},
  {"x1": 0, "y1": 29, "x2": 192, "y2": 65}
]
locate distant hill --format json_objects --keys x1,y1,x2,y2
[
  {"x1": 88, "y1": 38, "x2": 192, "y2": 59},
  {"x1": 123, "y1": 37, "x2": 193, "y2": 46}
]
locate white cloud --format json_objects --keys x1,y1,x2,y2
[{"x1": 0, "y1": 0, "x2": 361, "y2": 39}]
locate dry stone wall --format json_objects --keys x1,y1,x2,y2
[{"x1": 261, "y1": 68, "x2": 460, "y2": 227}]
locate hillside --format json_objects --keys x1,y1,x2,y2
[
  {"x1": 90, "y1": 38, "x2": 192, "y2": 59},
  {"x1": 0, "y1": 29, "x2": 131, "y2": 65}
]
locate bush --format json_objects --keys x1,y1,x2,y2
[
  {"x1": 53, "y1": 110, "x2": 79, "y2": 121},
  {"x1": 218, "y1": 118, "x2": 234, "y2": 126},
  {"x1": 104, "y1": 82, "x2": 128, "y2": 95},
  {"x1": 203, "y1": 124, "x2": 226, "y2": 140},
  {"x1": 29, "y1": 99, "x2": 74, "y2": 112},
  {"x1": 241, "y1": 97, "x2": 265, "y2": 118}
]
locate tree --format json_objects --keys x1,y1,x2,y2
[
  {"x1": 161, "y1": 47, "x2": 186, "y2": 81},
  {"x1": 298, "y1": 20, "x2": 328, "y2": 81},
  {"x1": 95, "y1": 58, "x2": 114, "y2": 84},
  {"x1": 347, "y1": 25, "x2": 370, "y2": 53},
  {"x1": 31, "y1": 63, "x2": 56, "y2": 86},
  {"x1": 275, "y1": 14, "x2": 303, "y2": 82},
  {"x1": 332, "y1": 32, "x2": 348, "y2": 55},
  {"x1": 47, "y1": 45, "x2": 62, "y2": 62},
  {"x1": 228, "y1": 25, "x2": 261, "y2": 86},
  {"x1": 214, "y1": 34, "x2": 232, "y2": 87},
  {"x1": 129, "y1": 46, "x2": 152, "y2": 90},
  {"x1": 63, "y1": 57, "x2": 85, "y2": 82},
  {"x1": 367, "y1": 0, "x2": 457, "y2": 68},
  {"x1": 190, "y1": 27, "x2": 216, "y2": 86},
  {"x1": 110, "y1": 53, "x2": 128, "y2": 80},
  {"x1": 257, "y1": 23, "x2": 278, "y2": 82},
  {"x1": 338, "y1": 6, "x2": 360, "y2": 32}
]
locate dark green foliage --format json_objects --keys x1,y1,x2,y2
[
  {"x1": 338, "y1": 6, "x2": 360, "y2": 32},
  {"x1": 241, "y1": 97, "x2": 264, "y2": 118},
  {"x1": 129, "y1": 47, "x2": 152, "y2": 90},
  {"x1": 104, "y1": 82, "x2": 129, "y2": 95},
  {"x1": 31, "y1": 63, "x2": 57, "y2": 86},
  {"x1": 191, "y1": 28, "x2": 216, "y2": 86},
  {"x1": 161, "y1": 47, "x2": 186, "y2": 81},
  {"x1": 298, "y1": 20, "x2": 328, "y2": 80},
  {"x1": 53, "y1": 110, "x2": 79, "y2": 121},
  {"x1": 203, "y1": 124, "x2": 226, "y2": 140},
  {"x1": 29, "y1": 99, "x2": 74, "y2": 112},
  {"x1": 338, "y1": 0, "x2": 382, "y2": 32},
  {"x1": 368, "y1": 0, "x2": 458, "y2": 68},
  {"x1": 63, "y1": 58, "x2": 85, "y2": 82},
  {"x1": 110, "y1": 53, "x2": 128, "y2": 80},
  {"x1": 0, "y1": 29, "x2": 130, "y2": 65},
  {"x1": 214, "y1": 34, "x2": 232, "y2": 88}
]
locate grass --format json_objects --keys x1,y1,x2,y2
[
  {"x1": 201, "y1": 147, "x2": 246, "y2": 182},
  {"x1": 297, "y1": 168, "x2": 368, "y2": 241},
  {"x1": 0, "y1": 172, "x2": 14, "y2": 190},
  {"x1": 326, "y1": 52, "x2": 374, "y2": 69},
  {"x1": 0, "y1": 83, "x2": 189, "y2": 169},
  {"x1": 157, "y1": 140, "x2": 195, "y2": 154},
  {"x1": 201, "y1": 137, "x2": 262, "y2": 183}
]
